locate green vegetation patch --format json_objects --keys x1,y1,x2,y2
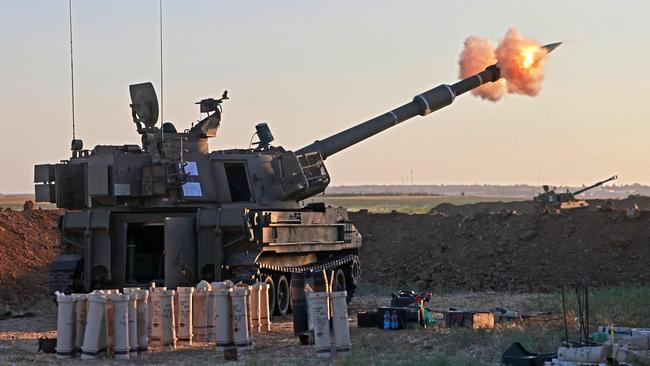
[{"x1": 309, "y1": 195, "x2": 524, "y2": 214}]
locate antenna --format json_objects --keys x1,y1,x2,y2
[
  {"x1": 159, "y1": 0, "x2": 164, "y2": 141},
  {"x1": 68, "y1": 0, "x2": 76, "y2": 141}
]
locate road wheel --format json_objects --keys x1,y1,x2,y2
[
  {"x1": 265, "y1": 276, "x2": 276, "y2": 316},
  {"x1": 275, "y1": 275, "x2": 290, "y2": 316},
  {"x1": 350, "y1": 257, "x2": 361, "y2": 287},
  {"x1": 345, "y1": 257, "x2": 360, "y2": 303}
]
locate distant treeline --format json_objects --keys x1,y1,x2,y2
[{"x1": 321, "y1": 192, "x2": 445, "y2": 197}]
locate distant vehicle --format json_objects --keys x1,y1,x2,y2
[{"x1": 534, "y1": 175, "x2": 618, "y2": 212}]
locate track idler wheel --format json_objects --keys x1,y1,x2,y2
[{"x1": 344, "y1": 256, "x2": 361, "y2": 303}]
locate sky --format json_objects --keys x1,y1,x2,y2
[{"x1": 1, "y1": 0, "x2": 649, "y2": 193}]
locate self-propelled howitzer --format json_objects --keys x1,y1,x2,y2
[
  {"x1": 35, "y1": 42, "x2": 560, "y2": 313},
  {"x1": 534, "y1": 175, "x2": 617, "y2": 212}
]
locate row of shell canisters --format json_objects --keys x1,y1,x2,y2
[{"x1": 54, "y1": 280, "x2": 272, "y2": 360}]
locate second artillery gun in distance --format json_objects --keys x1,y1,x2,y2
[
  {"x1": 534, "y1": 175, "x2": 618, "y2": 212},
  {"x1": 35, "y1": 42, "x2": 561, "y2": 314}
]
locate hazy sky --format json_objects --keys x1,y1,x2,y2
[{"x1": 1, "y1": 0, "x2": 649, "y2": 193}]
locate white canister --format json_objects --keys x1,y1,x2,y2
[{"x1": 306, "y1": 292, "x2": 331, "y2": 357}]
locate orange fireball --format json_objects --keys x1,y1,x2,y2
[
  {"x1": 458, "y1": 28, "x2": 557, "y2": 101},
  {"x1": 495, "y1": 29, "x2": 548, "y2": 96}
]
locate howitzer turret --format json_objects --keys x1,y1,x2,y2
[{"x1": 34, "y1": 42, "x2": 561, "y2": 312}]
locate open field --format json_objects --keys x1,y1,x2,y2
[
  {"x1": 0, "y1": 194, "x2": 54, "y2": 210},
  {"x1": 309, "y1": 195, "x2": 525, "y2": 213},
  {"x1": 1, "y1": 194, "x2": 524, "y2": 213},
  {"x1": 1, "y1": 286, "x2": 649, "y2": 365}
]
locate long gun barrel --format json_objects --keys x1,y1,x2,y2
[
  {"x1": 572, "y1": 175, "x2": 618, "y2": 196},
  {"x1": 296, "y1": 42, "x2": 562, "y2": 159}
]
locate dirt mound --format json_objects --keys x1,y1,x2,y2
[
  {"x1": 431, "y1": 200, "x2": 537, "y2": 215},
  {"x1": 587, "y1": 195, "x2": 650, "y2": 210},
  {"x1": 3, "y1": 197, "x2": 650, "y2": 307},
  {"x1": 430, "y1": 196, "x2": 650, "y2": 216},
  {"x1": 353, "y1": 208, "x2": 650, "y2": 292},
  {"x1": 0, "y1": 208, "x2": 58, "y2": 308}
]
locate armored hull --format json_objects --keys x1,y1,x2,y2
[{"x1": 38, "y1": 131, "x2": 361, "y2": 315}]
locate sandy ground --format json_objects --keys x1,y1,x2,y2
[{"x1": 0, "y1": 292, "x2": 560, "y2": 365}]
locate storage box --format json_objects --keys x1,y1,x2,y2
[{"x1": 444, "y1": 310, "x2": 494, "y2": 329}]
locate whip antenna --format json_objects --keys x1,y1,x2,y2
[
  {"x1": 159, "y1": 0, "x2": 164, "y2": 141},
  {"x1": 68, "y1": 0, "x2": 76, "y2": 142}
]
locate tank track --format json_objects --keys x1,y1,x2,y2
[
  {"x1": 49, "y1": 255, "x2": 84, "y2": 296},
  {"x1": 257, "y1": 253, "x2": 360, "y2": 303},
  {"x1": 49, "y1": 269, "x2": 76, "y2": 295},
  {"x1": 257, "y1": 253, "x2": 358, "y2": 273}
]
